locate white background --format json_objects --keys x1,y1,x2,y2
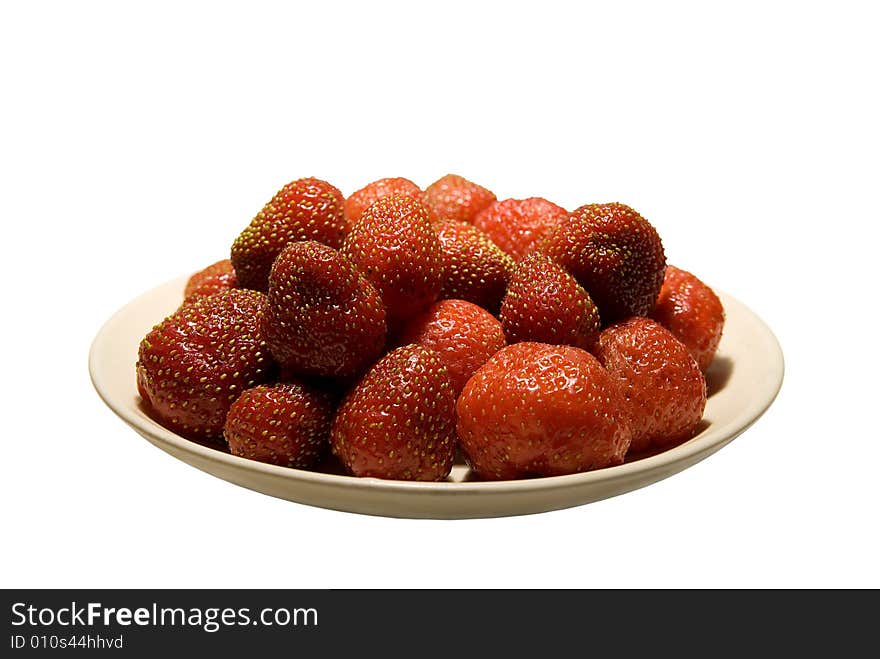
[{"x1": 1, "y1": 1, "x2": 877, "y2": 588}]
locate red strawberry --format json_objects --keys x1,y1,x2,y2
[
  {"x1": 542, "y1": 202, "x2": 666, "y2": 323},
  {"x1": 456, "y1": 342, "x2": 631, "y2": 480},
  {"x1": 330, "y1": 345, "x2": 457, "y2": 481},
  {"x1": 262, "y1": 241, "x2": 386, "y2": 380},
  {"x1": 435, "y1": 219, "x2": 514, "y2": 314},
  {"x1": 473, "y1": 197, "x2": 568, "y2": 261},
  {"x1": 344, "y1": 177, "x2": 425, "y2": 223},
  {"x1": 184, "y1": 259, "x2": 238, "y2": 300},
  {"x1": 342, "y1": 194, "x2": 443, "y2": 325},
  {"x1": 136, "y1": 289, "x2": 274, "y2": 442},
  {"x1": 650, "y1": 265, "x2": 725, "y2": 371},
  {"x1": 231, "y1": 177, "x2": 346, "y2": 292},
  {"x1": 500, "y1": 252, "x2": 601, "y2": 349},
  {"x1": 224, "y1": 381, "x2": 333, "y2": 469},
  {"x1": 423, "y1": 173, "x2": 496, "y2": 223},
  {"x1": 592, "y1": 317, "x2": 706, "y2": 454},
  {"x1": 398, "y1": 299, "x2": 506, "y2": 395}
]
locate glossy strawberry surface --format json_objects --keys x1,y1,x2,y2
[
  {"x1": 593, "y1": 317, "x2": 706, "y2": 454},
  {"x1": 500, "y1": 252, "x2": 600, "y2": 350},
  {"x1": 435, "y1": 219, "x2": 514, "y2": 314},
  {"x1": 457, "y1": 342, "x2": 632, "y2": 480},
  {"x1": 342, "y1": 194, "x2": 443, "y2": 325},
  {"x1": 184, "y1": 259, "x2": 238, "y2": 300},
  {"x1": 344, "y1": 177, "x2": 424, "y2": 224},
  {"x1": 398, "y1": 299, "x2": 506, "y2": 395},
  {"x1": 473, "y1": 197, "x2": 568, "y2": 261},
  {"x1": 542, "y1": 202, "x2": 665, "y2": 323},
  {"x1": 331, "y1": 345, "x2": 457, "y2": 481},
  {"x1": 650, "y1": 265, "x2": 725, "y2": 371},
  {"x1": 231, "y1": 177, "x2": 346, "y2": 292},
  {"x1": 423, "y1": 173, "x2": 496, "y2": 223},
  {"x1": 224, "y1": 381, "x2": 333, "y2": 468},
  {"x1": 136, "y1": 289, "x2": 274, "y2": 442},
  {"x1": 262, "y1": 241, "x2": 386, "y2": 380}
]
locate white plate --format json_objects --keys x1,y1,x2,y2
[{"x1": 89, "y1": 276, "x2": 783, "y2": 519}]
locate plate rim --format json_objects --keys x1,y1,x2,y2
[{"x1": 89, "y1": 275, "x2": 785, "y2": 497}]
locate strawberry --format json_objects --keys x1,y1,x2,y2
[
  {"x1": 542, "y1": 202, "x2": 666, "y2": 323},
  {"x1": 592, "y1": 317, "x2": 706, "y2": 454},
  {"x1": 330, "y1": 345, "x2": 457, "y2": 481},
  {"x1": 184, "y1": 259, "x2": 238, "y2": 300},
  {"x1": 342, "y1": 194, "x2": 443, "y2": 325},
  {"x1": 224, "y1": 381, "x2": 334, "y2": 469},
  {"x1": 136, "y1": 289, "x2": 274, "y2": 442},
  {"x1": 423, "y1": 173, "x2": 496, "y2": 223},
  {"x1": 473, "y1": 197, "x2": 568, "y2": 261},
  {"x1": 344, "y1": 177, "x2": 425, "y2": 224},
  {"x1": 397, "y1": 299, "x2": 506, "y2": 395},
  {"x1": 456, "y1": 342, "x2": 631, "y2": 480},
  {"x1": 499, "y1": 252, "x2": 600, "y2": 349},
  {"x1": 262, "y1": 241, "x2": 386, "y2": 380},
  {"x1": 435, "y1": 218, "x2": 514, "y2": 314},
  {"x1": 231, "y1": 177, "x2": 346, "y2": 292},
  {"x1": 650, "y1": 265, "x2": 725, "y2": 371}
]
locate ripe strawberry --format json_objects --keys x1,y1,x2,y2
[
  {"x1": 344, "y1": 177, "x2": 425, "y2": 223},
  {"x1": 184, "y1": 259, "x2": 238, "y2": 300},
  {"x1": 423, "y1": 173, "x2": 496, "y2": 223},
  {"x1": 592, "y1": 317, "x2": 706, "y2": 454},
  {"x1": 342, "y1": 194, "x2": 443, "y2": 325},
  {"x1": 262, "y1": 241, "x2": 386, "y2": 380},
  {"x1": 435, "y1": 219, "x2": 514, "y2": 314},
  {"x1": 456, "y1": 342, "x2": 631, "y2": 480},
  {"x1": 542, "y1": 202, "x2": 666, "y2": 323},
  {"x1": 473, "y1": 197, "x2": 568, "y2": 261},
  {"x1": 224, "y1": 381, "x2": 333, "y2": 468},
  {"x1": 231, "y1": 177, "x2": 346, "y2": 292},
  {"x1": 650, "y1": 265, "x2": 725, "y2": 371},
  {"x1": 330, "y1": 345, "x2": 457, "y2": 481},
  {"x1": 136, "y1": 289, "x2": 274, "y2": 442},
  {"x1": 398, "y1": 299, "x2": 506, "y2": 395},
  {"x1": 500, "y1": 253, "x2": 601, "y2": 349}
]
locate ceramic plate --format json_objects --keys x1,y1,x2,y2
[{"x1": 89, "y1": 276, "x2": 783, "y2": 518}]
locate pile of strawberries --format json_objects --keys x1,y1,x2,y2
[{"x1": 137, "y1": 175, "x2": 725, "y2": 481}]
